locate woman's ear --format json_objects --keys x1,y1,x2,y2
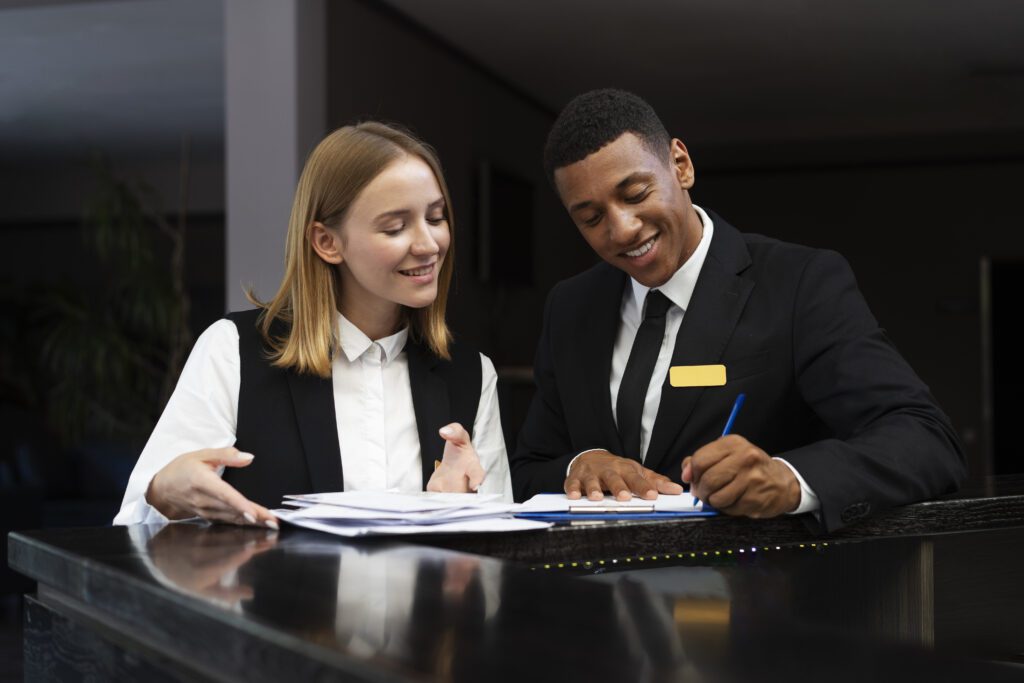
[
  {"x1": 670, "y1": 138, "x2": 695, "y2": 190},
  {"x1": 309, "y1": 221, "x2": 343, "y2": 264}
]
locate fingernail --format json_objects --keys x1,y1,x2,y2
[
  {"x1": 243, "y1": 512, "x2": 256, "y2": 525},
  {"x1": 237, "y1": 452, "x2": 255, "y2": 462},
  {"x1": 265, "y1": 519, "x2": 279, "y2": 531},
  {"x1": 439, "y1": 426, "x2": 454, "y2": 437}
]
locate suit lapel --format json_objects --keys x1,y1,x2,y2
[
  {"x1": 643, "y1": 217, "x2": 754, "y2": 475},
  {"x1": 583, "y1": 264, "x2": 629, "y2": 456},
  {"x1": 407, "y1": 340, "x2": 450, "y2": 490},
  {"x1": 286, "y1": 370, "x2": 344, "y2": 493}
]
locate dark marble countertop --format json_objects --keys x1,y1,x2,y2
[
  {"x1": 409, "y1": 475, "x2": 1024, "y2": 566},
  {"x1": 10, "y1": 493, "x2": 1024, "y2": 682}
]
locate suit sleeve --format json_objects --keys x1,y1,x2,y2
[
  {"x1": 509, "y1": 286, "x2": 580, "y2": 501},
  {"x1": 776, "y1": 250, "x2": 967, "y2": 531}
]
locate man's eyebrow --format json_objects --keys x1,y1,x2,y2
[
  {"x1": 568, "y1": 199, "x2": 593, "y2": 214},
  {"x1": 615, "y1": 172, "x2": 654, "y2": 189},
  {"x1": 568, "y1": 173, "x2": 653, "y2": 214}
]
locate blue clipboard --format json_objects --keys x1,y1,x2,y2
[{"x1": 515, "y1": 509, "x2": 718, "y2": 522}]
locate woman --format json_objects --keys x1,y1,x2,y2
[{"x1": 115, "y1": 122, "x2": 511, "y2": 528}]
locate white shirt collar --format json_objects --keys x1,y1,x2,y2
[
  {"x1": 629, "y1": 204, "x2": 715, "y2": 314},
  {"x1": 337, "y1": 312, "x2": 409, "y2": 364}
]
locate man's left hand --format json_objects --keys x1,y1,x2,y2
[{"x1": 682, "y1": 434, "x2": 800, "y2": 518}]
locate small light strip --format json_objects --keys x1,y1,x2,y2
[{"x1": 530, "y1": 542, "x2": 830, "y2": 571}]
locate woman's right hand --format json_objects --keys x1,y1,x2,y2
[{"x1": 145, "y1": 448, "x2": 279, "y2": 528}]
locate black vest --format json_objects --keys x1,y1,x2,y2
[{"x1": 222, "y1": 309, "x2": 482, "y2": 509}]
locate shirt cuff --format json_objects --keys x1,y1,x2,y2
[
  {"x1": 114, "y1": 495, "x2": 171, "y2": 526},
  {"x1": 566, "y1": 449, "x2": 608, "y2": 476},
  {"x1": 773, "y1": 457, "x2": 820, "y2": 515}
]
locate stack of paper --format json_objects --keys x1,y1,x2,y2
[
  {"x1": 515, "y1": 493, "x2": 715, "y2": 519},
  {"x1": 274, "y1": 491, "x2": 552, "y2": 537}
]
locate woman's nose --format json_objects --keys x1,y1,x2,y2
[{"x1": 410, "y1": 220, "x2": 441, "y2": 255}]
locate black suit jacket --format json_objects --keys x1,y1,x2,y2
[{"x1": 510, "y1": 212, "x2": 966, "y2": 531}]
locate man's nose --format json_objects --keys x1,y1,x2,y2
[{"x1": 607, "y1": 206, "x2": 642, "y2": 245}]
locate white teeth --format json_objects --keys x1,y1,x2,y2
[
  {"x1": 625, "y1": 237, "x2": 656, "y2": 258},
  {"x1": 401, "y1": 265, "x2": 433, "y2": 276}
]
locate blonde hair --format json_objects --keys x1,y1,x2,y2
[{"x1": 248, "y1": 122, "x2": 455, "y2": 377}]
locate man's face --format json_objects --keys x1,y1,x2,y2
[{"x1": 553, "y1": 133, "x2": 700, "y2": 288}]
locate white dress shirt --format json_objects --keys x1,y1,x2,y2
[
  {"x1": 573, "y1": 205, "x2": 819, "y2": 514},
  {"x1": 114, "y1": 312, "x2": 512, "y2": 525}
]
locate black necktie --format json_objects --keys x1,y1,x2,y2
[{"x1": 616, "y1": 290, "x2": 672, "y2": 462}]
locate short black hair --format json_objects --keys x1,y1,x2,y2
[{"x1": 543, "y1": 88, "x2": 671, "y2": 185}]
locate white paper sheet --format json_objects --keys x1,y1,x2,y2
[
  {"x1": 284, "y1": 490, "x2": 505, "y2": 513},
  {"x1": 276, "y1": 510, "x2": 551, "y2": 537},
  {"x1": 283, "y1": 502, "x2": 520, "y2": 524},
  {"x1": 518, "y1": 492, "x2": 705, "y2": 513}
]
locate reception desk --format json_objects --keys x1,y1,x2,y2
[{"x1": 9, "y1": 479, "x2": 1024, "y2": 681}]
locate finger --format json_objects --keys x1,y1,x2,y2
[
  {"x1": 583, "y1": 476, "x2": 605, "y2": 500},
  {"x1": 564, "y1": 476, "x2": 583, "y2": 499},
  {"x1": 603, "y1": 472, "x2": 632, "y2": 501},
  {"x1": 623, "y1": 471, "x2": 657, "y2": 499},
  {"x1": 251, "y1": 503, "x2": 280, "y2": 530},
  {"x1": 467, "y1": 462, "x2": 485, "y2": 492},
  {"x1": 438, "y1": 422, "x2": 470, "y2": 447},
  {"x1": 698, "y1": 457, "x2": 743, "y2": 495},
  {"x1": 690, "y1": 435, "x2": 746, "y2": 480},
  {"x1": 200, "y1": 447, "x2": 256, "y2": 469},
  {"x1": 192, "y1": 495, "x2": 257, "y2": 527},
  {"x1": 202, "y1": 478, "x2": 265, "y2": 526},
  {"x1": 707, "y1": 475, "x2": 750, "y2": 514},
  {"x1": 195, "y1": 506, "x2": 245, "y2": 525},
  {"x1": 647, "y1": 471, "x2": 684, "y2": 495},
  {"x1": 681, "y1": 456, "x2": 693, "y2": 484}
]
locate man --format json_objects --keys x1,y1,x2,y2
[{"x1": 510, "y1": 89, "x2": 965, "y2": 531}]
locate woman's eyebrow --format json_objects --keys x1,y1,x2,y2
[
  {"x1": 373, "y1": 198, "x2": 445, "y2": 223},
  {"x1": 373, "y1": 209, "x2": 410, "y2": 223}
]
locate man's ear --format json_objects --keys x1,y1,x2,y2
[
  {"x1": 309, "y1": 221, "x2": 343, "y2": 265},
  {"x1": 670, "y1": 138, "x2": 695, "y2": 190}
]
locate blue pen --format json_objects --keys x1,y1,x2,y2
[
  {"x1": 693, "y1": 393, "x2": 746, "y2": 507},
  {"x1": 721, "y1": 393, "x2": 746, "y2": 437}
]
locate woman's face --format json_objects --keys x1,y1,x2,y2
[{"x1": 334, "y1": 155, "x2": 450, "y2": 317}]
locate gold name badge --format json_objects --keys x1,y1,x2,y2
[{"x1": 669, "y1": 364, "x2": 727, "y2": 387}]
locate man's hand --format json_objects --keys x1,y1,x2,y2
[
  {"x1": 682, "y1": 435, "x2": 800, "y2": 517},
  {"x1": 565, "y1": 450, "x2": 684, "y2": 501},
  {"x1": 427, "y1": 423, "x2": 486, "y2": 493},
  {"x1": 146, "y1": 448, "x2": 279, "y2": 528}
]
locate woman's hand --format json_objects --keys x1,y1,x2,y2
[
  {"x1": 426, "y1": 423, "x2": 486, "y2": 493},
  {"x1": 146, "y1": 448, "x2": 279, "y2": 528},
  {"x1": 148, "y1": 524, "x2": 278, "y2": 605}
]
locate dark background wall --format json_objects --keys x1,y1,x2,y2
[
  {"x1": 324, "y1": 0, "x2": 1024, "y2": 474},
  {"x1": 2, "y1": 0, "x2": 1022, "y2": 526},
  {"x1": 325, "y1": 0, "x2": 593, "y2": 371},
  {"x1": 696, "y1": 158, "x2": 1024, "y2": 478}
]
